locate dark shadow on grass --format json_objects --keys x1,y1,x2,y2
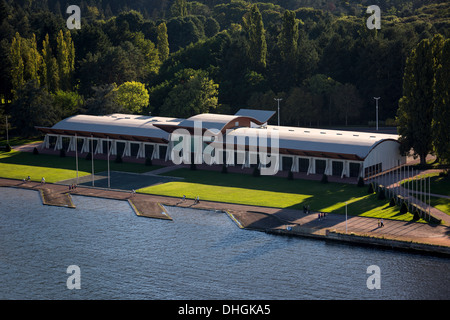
[{"x1": 0, "y1": 151, "x2": 157, "y2": 174}]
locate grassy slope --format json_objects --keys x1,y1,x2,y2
[{"x1": 0, "y1": 150, "x2": 157, "y2": 183}]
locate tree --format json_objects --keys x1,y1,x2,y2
[
  {"x1": 115, "y1": 81, "x2": 149, "y2": 114},
  {"x1": 171, "y1": 0, "x2": 188, "y2": 18},
  {"x1": 9, "y1": 80, "x2": 58, "y2": 137},
  {"x1": 22, "y1": 34, "x2": 43, "y2": 87},
  {"x1": 160, "y1": 69, "x2": 218, "y2": 118},
  {"x1": 52, "y1": 90, "x2": 83, "y2": 118},
  {"x1": 56, "y1": 29, "x2": 75, "y2": 91},
  {"x1": 331, "y1": 83, "x2": 363, "y2": 126},
  {"x1": 9, "y1": 32, "x2": 48, "y2": 97},
  {"x1": 275, "y1": 10, "x2": 300, "y2": 90},
  {"x1": 304, "y1": 74, "x2": 340, "y2": 126},
  {"x1": 130, "y1": 32, "x2": 160, "y2": 78},
  {"x1": 432, "y1": 38, "x2": 450, "y2": 164},
  {"x1": 156, "y1": 22, "x2": 169, "y2": 62},
  {"x1": 41, "y1": 33, "x2": 60, "y2": 92},
  {"x1": 278, "y1": 10, "x2": 298, "y2": 63},
  {"x1": 9, "y1": 33, "x2": 25, "y2": 95},
  {"x1": 242, "y1": 4, "x2": 267, "y2": 71},
  {"x1": 397, "y1": 39, "x2": 435, "y2": 165},
  {"x1": 84, "y1": 84, "x2": 123, "y2": 115}
]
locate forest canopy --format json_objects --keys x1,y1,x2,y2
[{"x1": 0, "y1": 0, "x2": 449, "y2": 138}]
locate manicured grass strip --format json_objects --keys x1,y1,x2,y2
[
  {"x1": 0, "y1": 150, "x2": 159, "y2": 183},
  {"x1": 139, "y1": 181, "x2": 313, "y2": 208},
  {"x1": 138, "y1": 168, "x2": 422, "y2": 222},
  {"x1": 401, "y1": 172, "x2": 450, "y2": 197},
  {"x1": 430, "y1": 197, "x2": 450, "y2": 216}
]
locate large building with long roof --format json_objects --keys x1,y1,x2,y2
[{"x1": 36, "y1": 109, "x2": 405, "y2": 178}]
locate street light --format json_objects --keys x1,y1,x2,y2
[
  {"x1": 345, "y1": 201, "x2": 348, "y2": 233},
  {"x1": 374, "y1": 97, "x2": 380, "y2": 131},
  {"x1": 274, "y1": 98, "x2": 282, "y2": 126}
]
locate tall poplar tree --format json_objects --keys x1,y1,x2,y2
[
  {"x1": 10, "y1": 33, "x2": 24, "y2": 95},
  {"x1": 171, "y1": 0, "x2": 188, "y2": 17},
  {"x1": 432, "y1": 39, "x2": 450, "y2": 164},
  {"x1": 397, "y1": 39, "x2": 435, "y2": 165},
  {"x1": 157, "y1": 22, "x2": 169, "y2": 62},
  {"x1": 41, "y1": 33, "x2": 60, "y2": 92},
  {"x1": 23, "y1": 34, "x2": 42, "y2": 87},
  {"x1": 56, "y1": 30, "x2": 75, "y2": 91},
  {"x1": 278, "y1": 10, "x2": 298, "y2": 63},
  {"x1": 276, "y1": 10, "x2": 299, "y2": 90},
  {"x1": 242, "y1": 4, "x2": 267, "y2": 71},
  {"x1": 10, "y1": 32, "x2": 44, "y2": 96}
]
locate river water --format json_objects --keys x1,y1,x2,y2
[{"x1": 0, "y1": 187, "x2": 449, "y2": 300}]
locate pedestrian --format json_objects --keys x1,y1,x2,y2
[
  {"x1": 27, "y1": 176, "x2": 31, "y2": 181},
  {"x1": 41, "y1": 177, "x2": 45, "y2": 184},
  {"x1": 69, "y1": 184, "x2": 71, "y2": 191},
  {"x1": 307, "y1": 205, "x2": 310, "y2": 214},
  {"x1": 182, "y1": 195, "x2": 186, "y2": 202},
  {"x1": 318, "y1": 212, "x2": 321, "y2": 220},
  {"x1": 380, "y1": 218, "x2": 384, "y2": 227}
]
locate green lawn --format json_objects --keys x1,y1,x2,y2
[
  {"x1": 401, "y1": 172, "x2": 450, "y2": 197},
  {"x1": 0, "y1": 149, "x2": 159, "y2": 183},
  {"x1": 138, "y1": 168, "x2": 424, "y2": 222},
  {"x1": 430, "y1": 197, "x2": 450, "y2": 216}
]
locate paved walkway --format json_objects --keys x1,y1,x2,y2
[{"x1": 1, "y1": 178, "x2": 449, "y2": 251}]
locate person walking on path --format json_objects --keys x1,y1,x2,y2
[{"x1": 41, "y1": 177, "x2": 45, "y2": 184}]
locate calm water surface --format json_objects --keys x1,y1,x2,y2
[{"x1": 0, "y1": 187, "x2": 449, "y2": 300}]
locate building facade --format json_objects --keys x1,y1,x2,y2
[{"x1": 36, "y1": 109, "x2": 405, "y2": 178}]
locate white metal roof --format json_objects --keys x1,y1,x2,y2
[
  {"x1": 177, "y1": 113, "x2": 240, "y2": 131},
  {"x1": 51, "y1": 114, "x2": 179, "y2": 139},
  {"x1": 227, "y1": 125, "x2": 400, "y2": 159},
  {"x1": 234, "y1": 109, "x2": 275, "y2": 124},
  {"x1": 47, "y1": 112, "x2": 400, "y2": 159}
]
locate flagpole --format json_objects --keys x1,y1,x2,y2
[
  {"x1": 75, "y1": 134, "x2": 78, "y2": 185},
  {"x1": 91, "y1": 135, "x2": 94, "y2": 187},
  {"x1": 107, "y1": 136, "x2": 110, "y2": 189},
  {"x1": 345, "y1": 201, "x2": 348, "y2": 234},
  {"x1": 5, "y1": 116, "x2": 9, "y2": 145},
  {"x1": 428, "y1": 176, "x2": 431, "y2": 221}
]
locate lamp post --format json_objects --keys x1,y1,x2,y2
[
  {"x1": 274, "y1": 98, "x2": 282, "y2": 126},
  {"x1": 91, "y1": 134, "x2": 94, "y2": 187},
  {"x1": 107, "y1": 136, "x2": 110, "y2": 189},
  {"x1": 5, "y1": 116, "x2": 9, "y2": 145},
  {"x1": 75, "y1": 134, "x2": 78, "y2": 185},
  {"x1": 345, "y1": 201, "x2": 348, "y2": 233},
  {"x1": 374, "y1": 97, "x2": 380, "y2": 131}
]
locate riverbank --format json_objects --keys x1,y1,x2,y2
[{"x1": 1, "y1": 177, "x2": 449, "y2": 256}]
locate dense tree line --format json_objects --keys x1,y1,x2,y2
[
  {"x1": 0, "y1": 0, "x2": 448, "y2": 161},
  {"x1": 397, "y1": 34, "x2": 450, "y2": 165}
]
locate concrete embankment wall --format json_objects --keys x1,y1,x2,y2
[{"x1": 266, "y1": 228, "x2": 450, "y2": 256}]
